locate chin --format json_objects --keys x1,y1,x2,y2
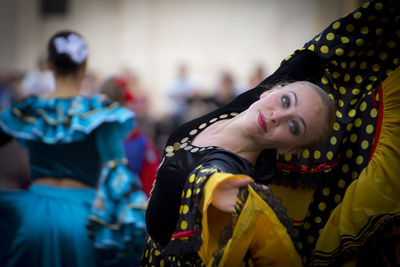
[{"x1": 243, "y1": 120, "x2": 254, "y2": 136}]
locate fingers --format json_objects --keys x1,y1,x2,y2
[
  {"x1": 260, "y1": 184, "x2": 269, "y2": 190},
  {"x1": 228, "y1": 177, "x2": 253, "y2": 188},
  {"x1": 211, "y1": 177, "x2": 252, "y2": 213}
]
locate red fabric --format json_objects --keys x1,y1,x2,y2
[
  {"x1": 368, "y1": 84, "x2": 383, "y2": 162},
  {"x1": 139, "y1": 138, "x2": 161, "y2": 197},
  {"x1": 114, "y1": 77, "x2": 136, "y2": 102},
  {"x1": 125, "y1": 129, "x2": 161, "y2": 197}
]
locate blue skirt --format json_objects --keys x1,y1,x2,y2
[{"x1": 0, "y1": 184, "x2": 96, "y2": 267}]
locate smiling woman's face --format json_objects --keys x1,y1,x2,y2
[{"x1": 243, "y1": 82, "x2": 327, "y2": 154}]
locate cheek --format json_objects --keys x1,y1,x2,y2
[
  {"x1": 271, "y1": 126, "x2": 290, "y2": 144},
  {"x1": 307, "y1": 124, "x2": 323, "y2": 145},
  {"x1": 272, "y1": 126, "x2": 301, "y2": 148}
]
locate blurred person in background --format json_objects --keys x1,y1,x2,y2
[
  {"x1": 165, "y1": 63, "x2": 198, "y2": 127},
  {"x1": 180, "y1": 90, "x2": 215, "y2": 124},
  {"x1": 248, "y1": 64, "x2": 267, "y2": 89},
  {"x1": 19, "y1": 55, "x2": 55, "y2": 97},
  {"x1": 99, "y1": 76, "x2": 161, "y2": 198},
  {"x1": 181, "y1": 71, "x2": 239, "y2": 123},
  {"x1": 211, "y1": 71, "x2": 238, "y2": 107},
  {"x1": 154, "y1": 64, "x2": 198, "y2": 151},
  {"x1": 120, "y1": 67, "x2": 156, "y2": 139},
  {"x1": 0, "y1": 30, "x2": 146, "y2": 267}
]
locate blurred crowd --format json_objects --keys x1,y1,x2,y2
[{"x1": 0, "y1": 60, "x2": 268, "y2": 190}]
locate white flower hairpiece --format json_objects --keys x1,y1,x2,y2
[{"x1": 54, "y1": 34, "x2": 89, "y2": 64}]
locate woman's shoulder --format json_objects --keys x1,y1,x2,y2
[
  {"x1": 196, "y1": 149, "x2": 255, "y2": 176},
  {"x1": 0, "y1": 94, "x2": 134, "y2": 144},
  {"x1": 165, "y1": 107, "x2": 243, "y2": 149}
]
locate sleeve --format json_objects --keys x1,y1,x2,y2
[
  {"x1": 312, "y1": 59, "x2": 400, "y2": 267},
  {"x1": 160, "y1": 152, "x2": 301, "y2": 266},
  {"x1": 87, "y1": 121, "x2": 147, "y2": 264},
  {"x1": 200, "y1": 174, "x2": 302, "y2": 267},
  {"x1": 262, "y1": 0, "x2": 400, "y2": 265}
]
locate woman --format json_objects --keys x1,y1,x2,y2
[
  {"x1": 141, "y1": 80, "x2": 335, "y2": 266},
  {"x1": 143, "y1": 0, "x2": 400, "y2": 265},
  {"x1": 0, "y1": 31, "x2": 146, "y2": 267}
]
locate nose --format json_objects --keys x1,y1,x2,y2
[
  {"x1": 270, "y1": 110, "x2": 285, "y2": 125},
  {"x1": 270, "y1": 111, "x2": 279, "y2": 124}
]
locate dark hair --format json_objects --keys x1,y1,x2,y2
[
  {"x1": 99, "y1": 77, "x2": 126, "y2": 104},
  {"x1": 47, "y1": 30, "x2": 88, "y2": 76}
]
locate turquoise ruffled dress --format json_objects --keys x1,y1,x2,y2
[{"x1": 0, "y1": 95, "x2": 147, "y2": 267}]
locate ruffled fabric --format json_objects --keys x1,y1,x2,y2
[
  {"x1": 0, "y1": 94, "x2": 134, "y2": 144},
  {"x1": 201, "y1": 178, "x2": 301, "y2": 267},
  {"x1": 87, "y1": 159, "x2": 147, "y2": 265},
  {"x1": 141, "y1": 164, "x2": 300, "y2": 266},
  {"x1": 266, "y1": 1, "x2": 400, "y2": 264},
  {"x1": 0, "y1": 94, "x2": 147, "y2": 265},
  {"x1": 310, "y1": 65, "x2": 400, "y2": 266}
]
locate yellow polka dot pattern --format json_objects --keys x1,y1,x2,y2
[
  {"x1": 141, "y1": 236, "x2": 201, "y2": 266},
  {"x1": 144, "y1": 1, "x2": 400, "y2": 266},
  {"x1": 277, "y1": 1, "x2": 400, "y2": 264},
  {"x1": 142, "y1": 162, "x2": 223, "y2": 265}
]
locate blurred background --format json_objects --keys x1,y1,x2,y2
[{"x1": 0, "y1": 0, "x2": 360, "y2": 163}]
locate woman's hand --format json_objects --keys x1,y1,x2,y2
[{"x1": 211, "y1": 177, "x2": 253, "y2": 213}]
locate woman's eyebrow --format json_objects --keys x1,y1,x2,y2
[
  {"x1": 299, "y1": 116, "x2": 307, "y2": 135},
  {"x1": 289, "y1": 91, "x2": 297, "y2": 106}
]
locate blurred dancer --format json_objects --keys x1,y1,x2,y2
[
  {"x1": 0, "y1": 30, "x2": 146, "y2": 267},
  {"x1": 99, "y1": 76, "x2": 161, "y2": 197}
]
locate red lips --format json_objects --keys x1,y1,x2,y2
[{"x1": 258, "y1": 112, "x2": 267, "y2": 133}]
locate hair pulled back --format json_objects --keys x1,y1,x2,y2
[{"x1": 47, "y1": 30, "x2": 89, "y2": 76}]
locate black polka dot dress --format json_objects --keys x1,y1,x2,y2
[
  {"x1": 267, "y1": 0, "x2": 400, "y2": 265},
  {"x1": 142, "y1": 0, "x2": 400, "y2": 266}
]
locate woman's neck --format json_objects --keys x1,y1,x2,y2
[
  {"x1": 46, "y1": 75, "x2": 82, "y2": 98},
  {"x1": 193, "y1": 113, "x2": 264, "y2": 164}
]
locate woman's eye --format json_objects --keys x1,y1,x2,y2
[
  {"x1": 281, "y1": 95, "x2": 290, "y2": 108},
  {"x1": 288, "y1": 120, "x2": 300, "y2": 136}
]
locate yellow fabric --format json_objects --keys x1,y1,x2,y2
[
  {"x1": 269, "y1": 185, "x2": 315, "y2": 224},
  {"x1": 199, "y1": 173, "x2": 302, "y2": 267},
  {"x1": 313, "y1": 66, "x2": 400, "y2": 262}
]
